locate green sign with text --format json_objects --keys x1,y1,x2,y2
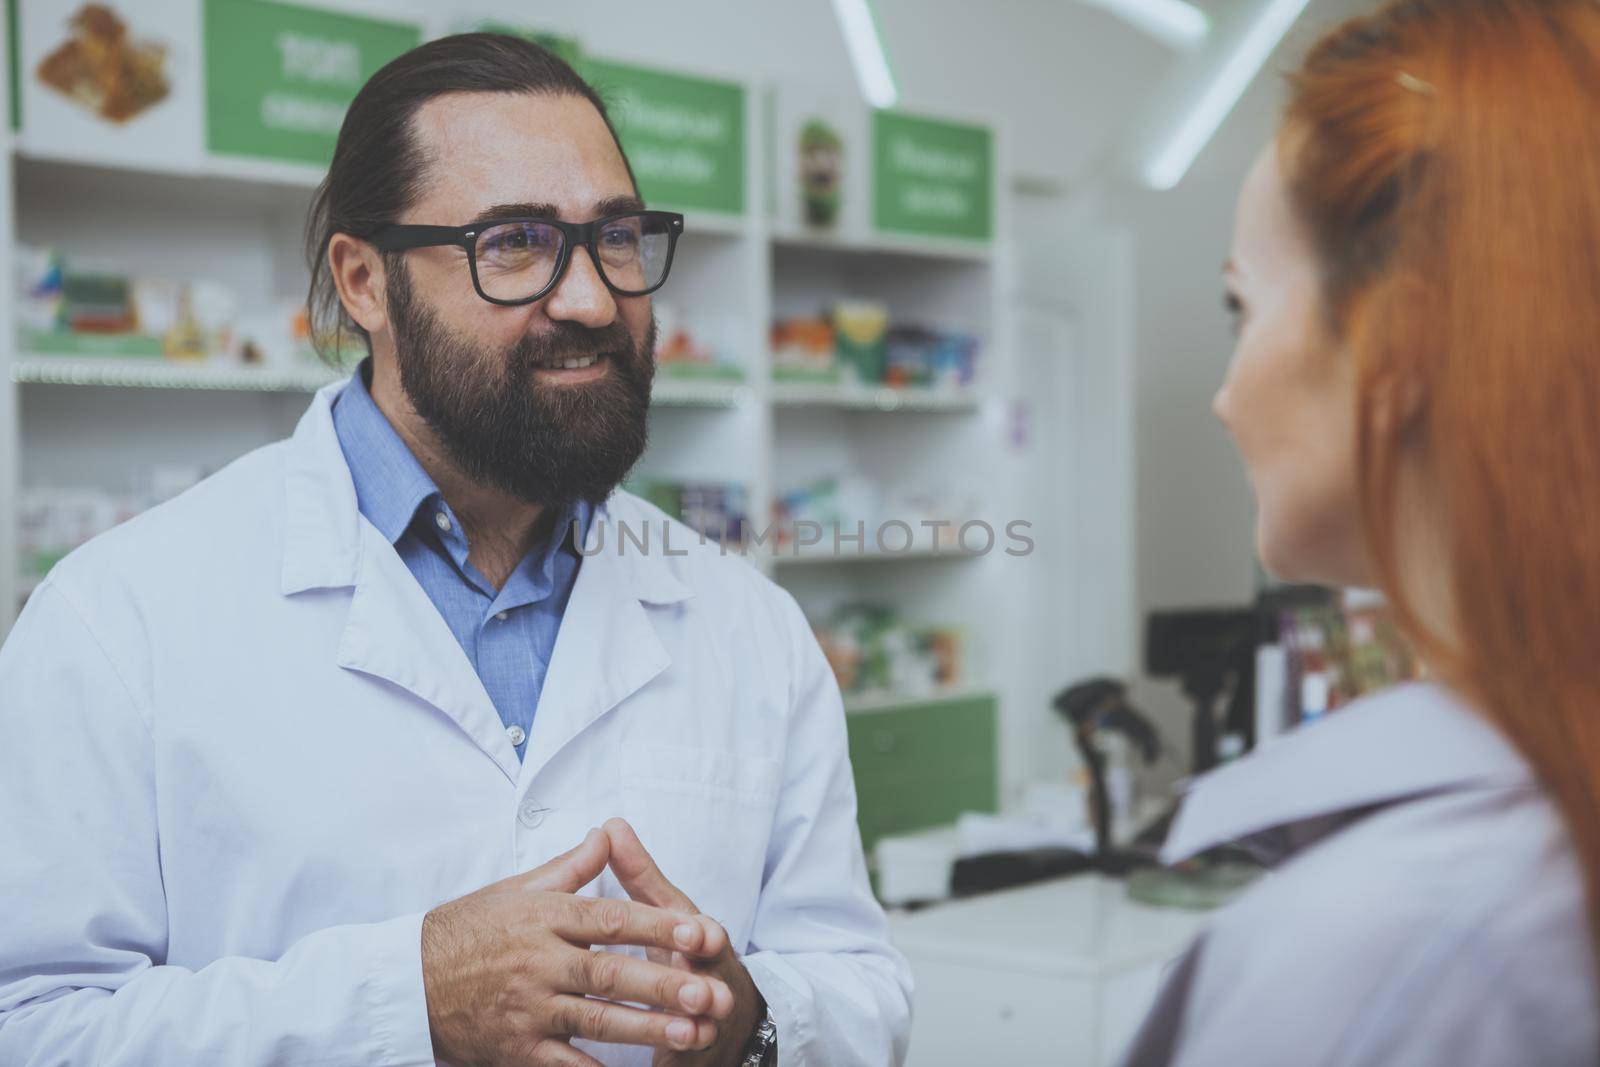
[
  {"x1": 203, "y1": 0, "x2": 420, "y2": 167},
  {"x1": 582, "y1": 59, "x2": 745, "y2": 215},
  {"x1": 872, "y1": 111, "x2": 992, "y2": 241}
]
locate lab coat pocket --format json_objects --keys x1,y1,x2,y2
[{"x1": 620, "y1": 743, "x2": 782, "y2": 950}]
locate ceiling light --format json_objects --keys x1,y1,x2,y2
[
  {"x1": 832, "y1": 0, "x2": 898, "y2": 110},
  {"x1": 1142, "y1": 0, "x2": 1313, "y2": 189},
  {"x1": 1079, "y1": 0, "x2": 1210, "y2": 51}
]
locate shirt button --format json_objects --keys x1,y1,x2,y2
[
  {"x1": 518, "y1": 798, "x2": 545, "y2": 828},
  {"x1": 496, "y1": 611, "x2": 509, "y2": 622},
  {"x1": 434, "y1": 511, "x2": 452, "y2": 532},
  {"x1": 506, "y1": 724, "x2": 527, "y2": 747}
]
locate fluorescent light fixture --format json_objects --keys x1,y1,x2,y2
[
  {"x1": 1079, "y1": 0, "x2": 1210, "y2": 51},
  {"x1": 1142, "y1": 0, "x2": 1313, "y2": 190},
  {"x1": 832, "y1": 0, "x2": 898, "y2": 110}
]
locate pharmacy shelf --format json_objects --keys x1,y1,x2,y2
[
  {"x1": 771, "y1": 223, "x2": 993, "y2": 264},
  {"x1": 12, "y1": 357, "x2": 341, "y2": 393},
  {"x1": 844, "y1": 685, "x2": 996, "y2": 715},
  {"x1": 651, "y1": 377, "x2": 753, "y2": 407},
  {"x1": 0, "y1": 67, "x2": 1056, "y2": 813},
  {"x1": 12, "y1": 358, "x2": 760, "y2": 406},
  {"x1": 681, "y1": 211, "x2": 754, "y2": 239},
  {"x1": 771, "y1": 381, "x2": 982, "y2": 412}
]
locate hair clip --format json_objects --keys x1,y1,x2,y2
[{"x1": 1396, "y1": 71, "x2": 1437, "y2": 97}]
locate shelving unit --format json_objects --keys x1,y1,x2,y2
[
  {"x1": 0, "y1": 12, "x2": 1096, "y2": 832},
  {"x1": 770, "y1": 381, "x2": 980, "y2": 412},
  {"x1": 12, "y1": 356, "x2": 340, "y2": 393}
]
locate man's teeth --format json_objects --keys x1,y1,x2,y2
[{"x1": 545, "y1": 353, "x2": 601, "y2": 370}]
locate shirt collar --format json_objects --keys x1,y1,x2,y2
[
  {"x1": 1161, "y1": 682, "x2": 1535, "y2": 867},
  {"x1": 331, "y1": 360, "x2": 441, "y2": 547},
  {"x1": 282, "y1": 376, "x2": 689, "y2": 605}
]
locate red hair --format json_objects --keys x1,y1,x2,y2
[{"x1": 1285, "y1": 0, "x2": 1600, "y2": 953}]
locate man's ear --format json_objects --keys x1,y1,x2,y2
[{"x1": 327, "y1": 233, "x2": 389, "y2": 337}]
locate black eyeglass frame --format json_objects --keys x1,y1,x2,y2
[{"x1": 369, "y1": 210, "x2": 686, "y2": 307}]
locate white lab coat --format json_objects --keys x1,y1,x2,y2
[{"x1": 0, "y1": 383, "x2": 912, "y2": 1067}]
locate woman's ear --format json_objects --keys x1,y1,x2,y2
[
  {"x1": 326, "y1": 233, "x2": 389, "y2": 337},
  {"x1": 1352, "y1": 273, "x2": 1433, "y2": 440}
]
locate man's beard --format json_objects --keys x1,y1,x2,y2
[{"x1": 385, "y1": 260, "x2": 655, "y2": 510}]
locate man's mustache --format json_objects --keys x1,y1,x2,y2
[{"x1": 511, "y1": 322, "x2": 641, "y2": 371}]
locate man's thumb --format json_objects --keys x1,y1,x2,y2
[{"x1": 523, "y1": 827, "x2": 609, "y2": 893}]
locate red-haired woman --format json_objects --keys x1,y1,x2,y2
[{"x1": 1123, "y1": 2, "x2": 1600, "y2": 1063}]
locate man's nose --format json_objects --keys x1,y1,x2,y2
[{"x1": 543, "y1": 246, "x2": 619, "y2": 328}]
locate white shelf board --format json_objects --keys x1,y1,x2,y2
[
  {"x1": 12, "y1": 357, "x2": 341, "y2": 393},
  {"x1": 681, "y1": 211, "x2": 753, "y2": 239},
  {"x1": 844, "y1": 685, "x2": 995, "y2": 714},
  {"x1": 771, "y1": 223, "x2": 992, "y2": 264},
  {"x1": 771, "y1": 381, "x2": 981, "y2": 412},
  {"x1": 13, "y1": 357, "x2": 761, "y2": 406},
  {"x1": 651, "y1": 377, "x2": 754, "y2": 408},
  {"x1": 15, "y1": 143, "x2": 323, "y2": 189},
  {"x1": 15, "y1": 150, "x2": 321, "y2": 213}
]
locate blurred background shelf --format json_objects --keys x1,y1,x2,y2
[
  {"x1": 12, "y1": 357, "x2": 341, "y2": 393},
  {"x1": 771, "y1": 381, "x2": 982, "y2": 412},
  {"x1": 650, "y1": 377, "x2": 753, "y2": 408},
  {"x1": 771, "y1": 223, "x2": 993, "y2": 264}
]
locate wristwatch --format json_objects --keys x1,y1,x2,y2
[{"x1": 738, "y1": 1007, "x2": 778, "y2": 1067}]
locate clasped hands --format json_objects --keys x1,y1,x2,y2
[{"x1": 422, "y1": 818, "x2": 764, "y2": 1067}]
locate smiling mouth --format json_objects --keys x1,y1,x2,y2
[{"x1": 530, "y1": 350, "x2": 612, "y2": 372}]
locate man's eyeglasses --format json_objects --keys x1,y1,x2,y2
[{"x1": 370, "y1": 210, "x2": 685, "y2": 307}]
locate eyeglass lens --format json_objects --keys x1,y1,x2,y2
[{"x1": 472, "y1": 213, "x2": 674, "y2": 302}]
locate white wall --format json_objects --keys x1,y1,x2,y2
[{"x1": 1110, "y1": 0, "x2": 1372, "y2": 767}]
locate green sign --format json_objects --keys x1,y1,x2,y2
[
  {"x1": 872, "y1": 111, "x2": 993, "y2": 241},
  {"x1": 203, "y1": 0, "x2": 420, "y2": 167},
  {"x1": 582, "y1": 59, "x2": 745, "y2": 216}
]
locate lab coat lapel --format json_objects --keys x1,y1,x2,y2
[
  {"x1": 337, "y1": 524, "x2": 522, "y2": 785},
  {"x1": 281, "y1": 382, "x2": 520, "y2": 785},
  {"x1": 519, "y1": 502, "x2": 691, "y2": 786}
]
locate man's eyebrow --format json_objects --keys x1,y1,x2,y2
[
  {"x1": 594, "y1": 195, "x2": 646, "y2": 217},
  {"x1": 469, "y1": 202, "x2": 561, "y2": 225},
  {"x1": 466, "y1": 197, "x2": 646, "y2": 227}
]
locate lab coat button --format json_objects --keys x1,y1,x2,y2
[
  {"x1": 506, "y1": 724, "x2": 527, "y2": 747},
  {"x1": 518, "y1": 798, "x2": 545, "y2": 828}
]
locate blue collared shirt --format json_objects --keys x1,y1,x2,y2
[
  {"x1": 1120, "y1": 682, "x2": 1598, "y2": 1067},
  {"x1": 330, "y1": 363, "x2": 589, "y2": 761}
]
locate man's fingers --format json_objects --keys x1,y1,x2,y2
[
  {"x1": 524, "y1": 1038, "x2": 607, "y2": 1067},
  {"x1": 681, "y1": 915, "x2": 729, "y2": 961},
  {"x1": 552, "y1": 895, "x2": 704, "y2": 955},
  {"x1": 523, "y1": 828, "x2": 610, "y2": 894},
  {"x1": 549, "y1": 994, "x2": 719, "y2": 1051},
  {"x1": 562, "y1": 946, "x2": 734, "y2": 1019},
  {"x1": 602, "y1": 818, "x2": 697, "y2": 912}
]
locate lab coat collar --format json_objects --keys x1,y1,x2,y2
[
  {"x1": 279, "y1": 381, "x2": 692, "y2": 786},
  {"x1": 280, "y1": 379, "x2": 693, "y2": 608},
  {"x1": 1161, "y1": 682, "x2": 1535, "y2": 867},
  {"x1": 281, "y1": 382, "x2": 362, "y2": 596}
]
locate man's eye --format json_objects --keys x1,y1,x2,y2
[{"x1": 601, "y1": 227, "x2": 638, "y2": 248}]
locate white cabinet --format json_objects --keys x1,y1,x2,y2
[{"x1": 888, "y1": 875, "x2": 1207, "y2": 1067}]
